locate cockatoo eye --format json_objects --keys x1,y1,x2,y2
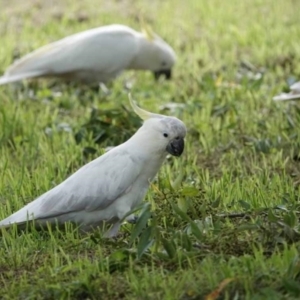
[{"x1": 163, "y1": 133, "x2": 169, "y2": 138}]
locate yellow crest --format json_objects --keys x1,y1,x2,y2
[
  {"x1": 128, "y1": 94, "x2": 162, "y2": 120},
  {"x1": 139, "y1": 16, "x2": 155, "y2": 41}
]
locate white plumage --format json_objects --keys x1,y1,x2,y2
[
  {"x1": 0, "y1": 96, "x2": 186, "y2": 237},
  {"x1": 0, "y1": 24, "x2": 176, "y2": 86},
  {"x1": 273, "y1": 81, "x2": 300, "y2": 101}
]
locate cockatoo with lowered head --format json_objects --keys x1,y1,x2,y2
[
  {"x1": 0, "y1": 95, "x2": 186, "y2": 237},
  {"x1": 0, "y1": 24, "x2": 176, "y2": 86},
  {"x1": 273, "y1": 81, "x2": 300, "y2": 101}
]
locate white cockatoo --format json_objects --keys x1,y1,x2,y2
[
  {"x1": 0, "y1": 24, "x2": 176, "y2": 86},
  {"x1": 273, "y1": 81, "x2": 300, "y2": 101},
  {"x1": 0, "y1": 95, "x2": 186, "y2": 237}
]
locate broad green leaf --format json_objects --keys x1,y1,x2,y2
[
  {"x1": 189, "y1": 221, "x2": 203, "y2": 240},
  {"x1": 130, "y1": 203, "x2": 152, "y2": 245},
  {"x1": 161, "y1": 238, "x2": 176, "y2": 259},
  {"x1": 181, "y1": 187, "x2": 199, "y2": 197},
  {"x1": 171, "y1": 204, "x2": 192, "y2": 222},
  {"x1": 282, "y1": 278, "x2": 300, "y2": 296},
  {"x1": 211, "y1": 197, "x2": 221, "y2": 208},
  {"x1": 181, "y1": 233, "x2": 192, "y2": 251},
  {"x1": 268, "y1": 209, "x2": 278, "y2": 222},
  {"x1": 177, "y1": 197, "x2": 188, "y2": 213},
  {"x1": 171, "y1": 169, "x2": 185, "y2": 190},
  {"x1": 136, "y1": 226, "x2": 153, "y2": 259},
  {"x1": 283, "y1": 212, "x2": 297, "y2": 228},
  {"x1": 109, "y1": 249, "x2": 128, "y2": 262},
  {"x1": 238, "y1": 200, "x2": 251, "y2": 211}
]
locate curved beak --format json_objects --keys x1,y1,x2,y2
[
  {"x1": 166, "y1": 137, "x2": 184, "y2": 157},
  {"x1": 153, "y1": 69, "x2": 172, "y2": 80}
]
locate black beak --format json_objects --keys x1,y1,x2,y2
[
  {"x1": 153, "y1": 69, "x2": 172, "y2": 80},
  {"x1": 166, "y1": 137, "x2": 184, "y2": 157}
]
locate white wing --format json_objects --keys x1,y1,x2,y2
[
  {"x1": 0, "y1": 25, "x2": 139, "y2": 85},
  {"x1": 273, "y1": 81, "x2": 300, "y2": 101},
  {"x1": 290, "y1": 81, "x2": 300, "y2": 92},
  {"x1": 0, "y1": 148, "x2": 141, "y2": 227},
  {"x1": 273, "y1": 93, "x2": 300, "y2": 101}
]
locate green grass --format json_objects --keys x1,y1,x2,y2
[{"x1": 1, "y1": 0, "x2": 300, "y2": 299}]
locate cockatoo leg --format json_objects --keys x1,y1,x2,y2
[
  {"x1": 125, "y1": 214, "x2": 139, "y2": 224},
  {"x1": 103, "y1": 222, "x2": 121, "y2": 238}
]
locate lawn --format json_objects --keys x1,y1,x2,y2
[{"x1": 1, "y1": 0, "x2": 300, "y2": 299}]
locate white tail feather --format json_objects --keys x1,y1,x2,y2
[{"x1": 0, "y1": 71, "x2": 45, "y2": 86}]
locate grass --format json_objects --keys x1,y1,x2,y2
[{"x1": 1, "y1": 0, "x2": 300, "y2": 299}]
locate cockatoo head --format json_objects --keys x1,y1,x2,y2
[
  {"x1": 129, "y1": 95, "x2": 186, "y2": 156},
  {"x1": 151, "y1": 37, "x2": 176, "y2": 81},
  {"x1": 132, "y1": 25, "x2": 176, "y2": 80}
]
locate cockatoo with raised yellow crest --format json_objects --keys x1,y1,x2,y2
[
  {"x1": 0, "y1": 24, "x2": 176, "y2": 86},
  {"x1": 0, "y1": 95, "x2": 186, "y2": 237}
]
